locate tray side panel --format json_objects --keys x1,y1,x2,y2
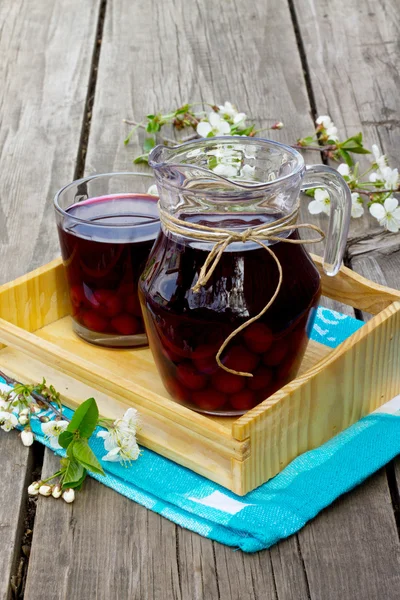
[
  {"x1": 0, "y1": 258, "x2": 69, "y2": 332},
  {"x1": 312, "y1": 254, "x2": 400, "y2": 314},
  {"x1": 232, "y1": 302, "x2": 400, "y2": 495},
  {"x1": 0, "y1": 346, "x2": 238, "y2": 489}
]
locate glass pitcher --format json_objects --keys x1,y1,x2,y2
[{"x1": 139, "y1": 137, "x2": 351, "y2": 416}]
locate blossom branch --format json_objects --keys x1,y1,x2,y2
[
  {"x1": 352, "y1": 186, "x2": 400, "y2": 197},
  {"x1": 0, "y1": 369, "x2": 67, "y2": 421}
]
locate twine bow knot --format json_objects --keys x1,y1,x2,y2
[{"x1": 159, "y1": 205, "x2": 325, "y2": 377}]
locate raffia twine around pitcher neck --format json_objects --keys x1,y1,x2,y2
[{"x1": 158, "y1": 205, "x2": 325, "y2": 377}]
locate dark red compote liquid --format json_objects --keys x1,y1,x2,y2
[
  {"x1": 139, "y1": 213, "x2": 321, "y2": 414},
  {"x1": 57, "y1": 194, "x2": 159, "y2": 347}
]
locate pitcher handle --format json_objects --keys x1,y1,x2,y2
[{"x1": 302, "y1": 165, "x2": 352, "y2": 276}]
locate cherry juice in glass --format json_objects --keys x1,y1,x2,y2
[
  {"x1": 139, "y1": 213, "x2": 321, "y2": 414},
  {"x1": 55, "y1": 175, "x2": 159, "y2": 347}
]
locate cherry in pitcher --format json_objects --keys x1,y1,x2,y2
[
  {"x1": 54, "y1": 173, "x2": 160, "y2": 347},
  {"x1": 139, "y1": 138, "x2": 351, "y2": 415}
]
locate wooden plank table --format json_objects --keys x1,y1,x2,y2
[{"x1": 1, "y1": 0, "x2": 399, "y2": 598}]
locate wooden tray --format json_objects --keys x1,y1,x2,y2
[{"x1": 0, "y1": 257, "x2": 400, "y2": 495}]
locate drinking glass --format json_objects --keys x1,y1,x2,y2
[{"x1": 54, "y1": 172, "x2": 160, "y2": 347}]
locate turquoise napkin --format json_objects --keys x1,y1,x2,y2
[{"x1": 2, "y1": 307, "x2": 400, "y2": 553}]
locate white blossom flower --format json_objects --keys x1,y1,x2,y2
[
  {"x1": 39, "y1": 484, "x2": 52, "y2": 497},
  {"x1": 351, "y1": 193, "x2": 364, "y2": 218},
  {"x1": 316, "y1": 115, "x2": 334, "y2": 129},
  {"x1": 147, "y1": 184, "x2": 159, "y2": 196},
  {"x1": 372, "y1": 144, "x2": 388, "y2": 174},
  {"x1": 98, "y1": 429, "x2": 140, "y2": 463},
  {"x1": 308, "y1": 188, "x2": 331, "y2": 216},
  {"x1": 0, "y1": 410, "x2": 18, "y2": 432},
  {"x1": 381, "y1": 166, "x2": 399, "y2": 190},
  {"x1": 19, "y1": 414, "x2": 29, "y2": 425},
  {"x1": 21, "y1": 429, "x2": 34, "y2": 447},
  {"x1": 97, "y1": 408, "x2": 140, "y2": 464},
  {"x1": 0, "y1": 383, "x2": 17, "y2": 409},
  {"x1": 41, "y1": 419, "x2": 69, "y2": 449},
  {"x1": 52, "y1": 485, "x2": 62, "y2": 499},
  {"x1": 28, "y1": 482, "x2": 40, "y2": 496},
  {"x1": 62, "y1": 488, "x2": 75, "y2": 503},
  {"x1": 370, "y1": 197, "x2": 400, "y2": 232},
  {"x1": 212, "y1": 163, "x2": 238, "y2": 178},
  {"x1": 326, "y1": 127, "x2": 338, "y2": 142},
  {"x1": 369, "y1": 172, "x2": 381, "y2": 183},
  {"x1": 218, "y1": 101, "x2": 238, "y2": 119},
  {"x1": 101, "y1": 439, "x2": 140, "y2": 463},
  {"x1": 337, "y1": 163, "x2": 350, "y2": 177},
  {"x1": 240, "y1": 164, "x2": 256, "y2": 179},
  {"x1": 0, "y1": 382, "x2": 12, "y2": 399},
  {"x1": 118, "y1": 408, "x2": 140, "y2": 434},
  {"x1": 197, "y1": 112, "x2": 231, "y2": 138},
  {"x1": 233, "y1": 112, "x2": 247, "y2": 130},
  {"x1": 316, "y1": 115, "x2": 338, "y2": 142}
]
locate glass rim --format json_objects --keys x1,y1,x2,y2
[
  {"x1": 149, "y1": 136, "x2": 305, "y2": 195},
  {"x1": 53, "y1": 171, "x2": 159, "y2": 228}
]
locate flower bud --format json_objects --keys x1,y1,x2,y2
[
  {"x1": 19, "y1": 415, "x2": 29, "y2": 425},
  {"x1": 28, "y1": 482, "x2": 40, "y2": 496},
  {"x1": 39, "y1": 484, "x2": 52, "y2": 497},
  {"x1": 62, "y1": 488, "x2": 75, "y2": 503},
  {"x1": 20, "y1": 408, "x2": 30, "y2": 416},
  {"x1": 52, "y1": 485, "x2": 62, "y2": 499},
  {"x1": 30, "y1": 404, "x2": 41, "y2": 414},
  {"x1": 39, "y1": 415, "x2": 50, "y2": 423},
  {"x1": 272, "y1": 121, "x2": 284, "y2": 130},
  {"x1": 21, "y1": 429, "x2": 34, "y2": 447}
]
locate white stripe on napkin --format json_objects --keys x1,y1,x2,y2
[
  {"x1": 188, "y1": 491, "x2": 252, "y2": 515},
  {"x1": 373, "y1": 395, "x2": 400, "y2": 416}
]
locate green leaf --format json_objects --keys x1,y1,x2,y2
[
  {"x1": 352, "y1": 132, "x2": 363, "y2": 144},
  {"x1": 304, "y1": 188, "x2": 316, "y2": 197},
  {"x1": 70, "y1": 470, "x2": 88, "y2": 491},
  {"x1": 146, "y1": 119, "x2": 161, "y2": 133},
  {"x1": 346, "y1": 147, "x2": 371, "y2": 155},
  {"x1": 66, "y1": 397, "x2": 99, "y2": 439},
  {"x1": 236, "y1": 126, "x2": 254, "y2": 136},
  {"x1": 143, "y1": 137, "x2": 156, "y2": 153},
  {"x1": 133, "y1": 154, "x2": 150, "y2": 164},
  {"x1": 146, "y1": 114, "x2": 155, "y2": 119},
  {"x1": 337, "y1": 148, "x2": 354, "y2": 167},
  {"x1": 73, "y1": 439, "x2": 105, "y2": 476},
  {"x1": 63, "y1": 458, "x2": 84, "y2": 488},
  {"x1": 301, "y1": 136, "x2": 315, "y2": 145},
  {"x1": 208, "y1": 156, "x2": 218, "y2": 170},
  {"x1": 66, "y1": 440, "x2": 76, "y2": 458},
  {"x1": 175, "y1": 104, "x2": 190, "y2": 115},
  {"x1": 124, "y1": 125, "x2": 139, "y2": 146},
  {"x1": 62, "y1": 468, "x2": 87, "y2": 490},
  {"x1": 58, "y1": 430, "x2": 74, "y2": 449}
]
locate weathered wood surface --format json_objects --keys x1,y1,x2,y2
[
  {"x1": 293, "y1": 0, "x2": 400, "y2": 242},
  {"x1": 0, "y1": 0, "x2": 101, "y2": 597},
  {"x1": 0, "y1": 433, "x2": 34, "y2": 600},
  {"x1": 298, "y1": 469, "x2": 400, "y2": 600},
  {"x1": 1, "y1": 0, "x2": 400, "y2": 598}
]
